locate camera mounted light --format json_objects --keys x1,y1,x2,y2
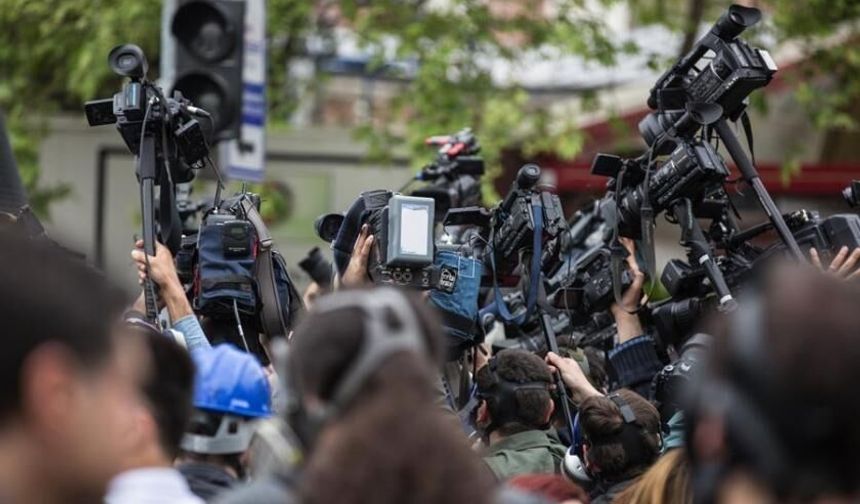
[
  {"x1": 108, "y1": 44, "x2": 149, "y2": 80},
  {"x1": 711, "y1": 5, "x2": 762, "y2": 41}
]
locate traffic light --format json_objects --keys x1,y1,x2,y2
[{"x1": 167, "y1": 0, "x2": 245, "y2": 143}]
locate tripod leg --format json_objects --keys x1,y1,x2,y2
[{"x1": 713, "y1": 119, "x2": 804, "y2": 262}]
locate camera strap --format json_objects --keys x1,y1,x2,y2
[
  {"x1": 159, "y1": 180, "x2": 182, "y2": 254},
  {"x1": 740, "y1": 111, "x2": 756, "y2": 167},
  {"x1": 240, "y1": 197, "x2": 288, "y2": 340},
  {"x1": 488, "y1": 195, "x2": 544, "y2": 325}
]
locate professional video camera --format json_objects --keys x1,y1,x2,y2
[
  {"x1": 85, "y1": 44, "x2": 212, "y2": 322},
  {"x1": 173, "y1": 189, "x2": 305, "y2": 355},
  {"x1": 359, "y1": 189, "x2": 443, "y2": 290},
  {"x1": 647, "y1": 5, "x2": 776, "y2": 124},
  {"x1": 410, "y1": 128, "x2": 485, "y2": 218},
  {"x1": 474, "y1": 164, "x2": 568, "y2": 279},
  {"x1": 645, "y1": 4, "x2": 804, "y2": 262}
]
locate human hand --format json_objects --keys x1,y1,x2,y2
[
  {"x1": 811, "y1": 246, "x2": 860, "y2": 281},
  {"x1": 340, "y1": 224, "x2": 374, "y2": 288},
  {"x1": 132, "y1": 240, "x2": 193, "y2": 321},
  {"x1": 545, "y1": 352, "x2": 601, "y2": 406},
  {"x1": 612, "y1": 237, "x2": 646, "y2": 312},
  {"x1": 610, "y1": 237, "x2": 646, "y2": 343},
  {"x1": 131, "y1": 240, "x2": 182, "y2": 292}
]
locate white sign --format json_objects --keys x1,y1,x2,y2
[{"x1": 225, "y1": 0, "x2": 266, "y2": 182}]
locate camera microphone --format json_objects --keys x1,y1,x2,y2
[{"x1": 182, "y1": 104, "x2": 212, "y2": 118}]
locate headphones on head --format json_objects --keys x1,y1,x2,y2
[
  {"x1": 475, "y1": 354, "x2": 553, "y2": 435},
  {"x1": 565, "y1": 391, "x2": 660, "y2": 485},
  {"x1": 285, "y1": 287, "x2": 428, "y2": 448}
]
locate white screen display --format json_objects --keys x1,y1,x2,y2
[{"x1": 399, "y1": 204, "x2": 430, "y2": 255}]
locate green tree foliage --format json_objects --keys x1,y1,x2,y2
[
  {"x1": 0, "y1": 0, "x2": 162, "y2": 217},
  {"x1": 1, "y1": 0, "x2": 858, "y2": 216}
]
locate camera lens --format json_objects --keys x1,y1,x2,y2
[
  {"x1": 118, "y1": 55, "x2": 138, "y2": 71},
  {"x1": 107, "y1": 44, "x2": 148, "y2": 79}
]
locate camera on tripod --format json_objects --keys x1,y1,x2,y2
[
  {"x1": 647, "y1": 5, "x2": 776, "y2": 122},
  {"x1": 593, "y1": 138, "x2": 730, "y2": 239},
  {"x1": 84, "y1": 43, "x2": 214, "y2": 322}
]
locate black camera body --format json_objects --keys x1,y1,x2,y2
[
  {"x1": 763, "y1": 211, "x2": 860, "y2": 264},
  {"x1": 298, "y1": 247, "x2": 334, "y2": 289},
  {"x1": 84, "y1": 46, "x2": 207, "y2": 185},
  {"x1": 489, "y1": 165, "x2": 568, "y2": 278},
  {"x1": 594, "y1": 140, "x2": 730, "y2": 239},
  {"x1": 411, "y1": 128, "x2": 485, "y2": 218},
  {"x1": 648, "y1": 5, "x2": 776, "y2": 121},
  {"x1": 361, "y1": 190, "x2": 441, "y2": 290},
  {"x1": 547, "y1": 246, "x2": 633, "y2": 316}
]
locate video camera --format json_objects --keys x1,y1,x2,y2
[
  {"x1": 411, "y1": 128, "x2": 485, "y2": 217},
  {"x1": 647, "y1": 5, "x2": 776, "y2": 123},
  {"x1": 85, "y1": 45, "x2": 209, "y2": 186},
  {"x1": 360, "y1": 190, "x2": 442, "y2": 290},
  {"x1": 299, "y1": 247, "x2": 334, "y2": 290},
  {"x1": 490, "y1": 164, "x2": 568, "y2": 279},
  {"x1": 85, "y1": 43, "x2": 212, "y2": 322},
  {"x1": 593, "y1": 138, "x2": 730, "y2": 239}
]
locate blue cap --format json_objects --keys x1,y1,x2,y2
[{"x1": 191, "y1": 344, "x2": 272, "y2": 418}]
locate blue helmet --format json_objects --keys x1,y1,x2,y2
[
  {"x1": 182, "y1": 344, "x2": 272, "y2": 455},
  {"x1": 191, "y1": 344, "x2": 272, "y2": 418}
]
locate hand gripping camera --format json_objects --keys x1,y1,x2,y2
[{"x1": 360, "y1": 190, "x2": 440, "y2": 290}]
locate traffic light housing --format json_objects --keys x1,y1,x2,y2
[{"x1": 168, "y1": 0, "x2": 245, "y2": 144}]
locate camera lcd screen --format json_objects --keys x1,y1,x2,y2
[
  {"x1": 386, "y1": 195, "x2": 435, "y2": 266},
  {"x1": 400, "y1": 204, "x2": 431, "y2": 255}
]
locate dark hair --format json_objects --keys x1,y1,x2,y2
[
  {"x1": 289, "y1": 288, "x2": 495, "y2": 504},
  {"x1": 700, "y1": 263, "x2": 860, "y2": 497},
  {"x1": 580, "y1": 389, "x2": 661, "y2": 482},
  {"x1": 475, "y1": 349, "x2": 554, "y2": 436},
  {"x1": 507, "y1": 473, "x2": 591, "y2": 503},
  {"x1": 131, "y1": 326, "x2": 195, "y2": 459},
  {"x1": 0, "y1": 231, "x2": 127, "y2": 421}
]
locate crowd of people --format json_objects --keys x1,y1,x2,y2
[{"x1": 4, "y1": 211, "x2": 860, "y2": 504}]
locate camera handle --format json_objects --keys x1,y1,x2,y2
[
  {"x1": 539, "y1": 310, "x2": 576, "y2": 442},
  {"x1": 713, "y1": 119, "x2": 805, "y2": 262},
  {"x1": 672, "y1": 200, "x2": 737, "y2": 312},
  {"x1": 138, "y1": 133, "x2": 160, "y2": 323}
]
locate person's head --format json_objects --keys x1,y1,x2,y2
[
  {"x1": 689, "y1": 264, "x2": 860, "y2": 503},
  {"x1": 475, "y1": 349, "x2": 555, "y2": 438},
  {"x1": 287, "y1": 287, "x2": 495, "y2": 504},
  {"x1": 579, "y1": 389, "x2": 661, "y2": 484},
  {"x1": 286, "y1": 287, "x2": 445, "y2": 444},
  {"x1": 507, "y1": 473, "x2": 590, "y2": 504},
  {"x1": 0, "y1": 231, "x2": 143, "y2": 502},
  {"x1": 122, "y1": 321, "x2": 195, "y2": 467},
  {"x1": 613, "y1": 449, "x2": 691, "y2": 504},
  {"x1": 180, "y1": 344, "x2": 272, "y2": 477}
]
